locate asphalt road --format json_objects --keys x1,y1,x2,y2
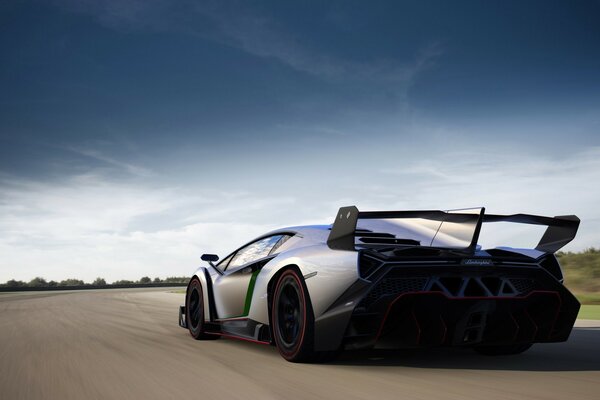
[{"x1": 1, "y1": 288, "x2": 599, "y2": 400}]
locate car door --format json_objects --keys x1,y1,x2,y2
[{"x1": 212, "y1": 234, "x2": 290, "y2": 319}]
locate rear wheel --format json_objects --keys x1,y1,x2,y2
[
  {"x1": 186, "y1": 277, "x2": 217, "y2": 340},
  {"x1": 271, "y1": 268, "x2": 338, "y2": 363},
  {"x1": 474, "y1": 343, "x2": 533, "y2": 356}
]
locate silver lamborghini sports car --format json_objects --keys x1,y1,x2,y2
[{"x1": 179, "y1": 206, "x2": 580, "y2": 362}]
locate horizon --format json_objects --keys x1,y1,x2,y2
[{"x1": 2, "y1": 1, "x2": 600, "y2": 282}]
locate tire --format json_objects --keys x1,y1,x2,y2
[
  {"x1": 272, "y1": 268, "x2": 335, "y2": 363},
  {"x1": 474, "y1": 343, "x2": 533, "y2": 356},
  {"x1": 186, "y1": 277, "x2": 218, "y2": 340}
]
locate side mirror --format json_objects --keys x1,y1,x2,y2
[{"x1": 201, "y1": 254, "x2": 219, "y2": 262}]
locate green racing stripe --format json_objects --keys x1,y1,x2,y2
[
  {"x1": 241, "y1": 269, "x2": 261, "y2": 317},
  {"x1": 219, "y1": 269, "x2": 261, "y2": 320}
]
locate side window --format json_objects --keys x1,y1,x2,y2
[
  {"x1": 269, "y1": 234, "x2": 292, "y2": 255},
  {"x1": 217, "y1": 253, "x2": 234, "y2": 269},
  {"x1": 227, "y1": 235, "x2": 284, "y2": 270}
]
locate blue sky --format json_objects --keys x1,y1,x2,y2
[{"x1": 1, "y1": 1, "x2": 600, "y2": 282}]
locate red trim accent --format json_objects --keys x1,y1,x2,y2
[
  {"x1": 374, "y1": 290, "x2": 562, "y2": 343},
  {"x1": 204, "y1": 331, "x2": 270, "y2": 345}
]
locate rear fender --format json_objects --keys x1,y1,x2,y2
[{"x1": 246, "y1": 245, "x2": 359, "y2": 324}]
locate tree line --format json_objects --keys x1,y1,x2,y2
[
  {"x1": 3, "y1": 248, "x2": 598, "y2": 290},
  {"x1": 0, "y1": 276, "x2": 189, "y2": 288}
]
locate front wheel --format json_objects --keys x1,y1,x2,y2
[
  {"x1": 474, "y1": 343, "x2": 533, "y2": 356},
  {"x1": 186, "y1": 277, "x2": 218, "y2": 340}
]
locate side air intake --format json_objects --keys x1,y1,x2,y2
[{"x1": 358, "y1": 254, "x2": 383, "y2": 279}]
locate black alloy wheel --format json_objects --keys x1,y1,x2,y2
[
  {"x1": 272, "y1": 269, "x2": 310, "y2": 361},
  {"x1": 186, "y1": 277, "x2": 217, "y2": 340},
  {"x1": 276, "y1": 274, "x2": 304, "y2": 348},
  {"x1": 271, "y1": 268, "x2": 339, "y2": 363}
]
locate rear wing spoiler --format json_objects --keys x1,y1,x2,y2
[{"x1": 327, "y1": 206, "x2": 580, "y2": 254}]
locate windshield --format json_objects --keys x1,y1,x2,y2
[{"x1": 355, "y1": 208, "x2": 482, "y2": 249}]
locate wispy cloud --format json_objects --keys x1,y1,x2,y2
[
  {"x1": 65, "y1": 146, "x2": 153, "y2": 177},
  {"x1": 0, "y1": 172, "x2": 293, "y2": 282},
  {"x1": 2, "y1": 145, "x2": 598, "y2": 283},
  {"x1": 195, "y1": 3, "x2": 444, "y2": 113},
  {"x1": 377, "y1": 147, "x2": 600, "y2": 250},
  {"x1": 56, "y1": 0, "x2": 177, "y2": 31},
  {"x1": 55, "y1": 0, "x2": 442, "y2": 99},
  {"x1": 380, "y1": 147, "x2": 600, "y2": 188},
  {"x1": 201, "y1": 4, "x2": 443, "y2": 84}
]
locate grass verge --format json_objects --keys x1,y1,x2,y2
[
  {"x1": 574, "y1": 292, "x2": 600, "y2": 305},
  {"x1": 579, "y1": 305, "x2": 600, "y2": 320}
]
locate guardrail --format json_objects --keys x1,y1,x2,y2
[{"x1": 0, "y1": 282, "x2": 188, "y2": 292}]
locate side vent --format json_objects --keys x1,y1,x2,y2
[{"x1": 358, "y1": 254, "x2": 383, "y2": 279}]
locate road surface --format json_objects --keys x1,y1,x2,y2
[{"x1": 1, "y1": 288, "x2": 599, "y2": 399}]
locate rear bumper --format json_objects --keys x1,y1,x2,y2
[
  {"x1": 314, "y1": 264, "x2": 580, "y2": 352},
  {"x1": 365, "y1": 291, "x2": 570, "y2": 349}
]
